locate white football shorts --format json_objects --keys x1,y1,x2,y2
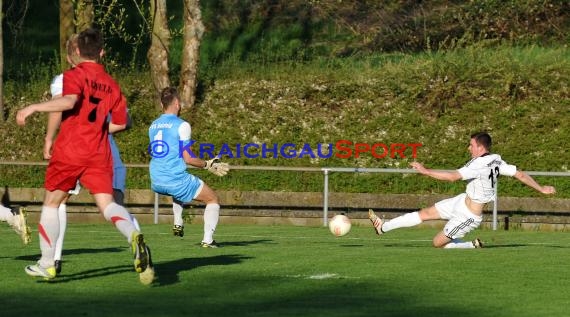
[{"x1": 435, "y1": 193, "x2": 482, "y2": 239}]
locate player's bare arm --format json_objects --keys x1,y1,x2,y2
[
  {"x1": 410, "y1": 161, "x2": 462, "y2": 182},
  {"x1": 182, "y1": 149, "x2": 229, "y2": 177},
  {"x1": 108, "y1": 95, "x2": 129, "y2": 134},
  {"x1": 17, "y1": 95, "x2": 77, "y2": 126},
  {"x1": 513, "y1": 170, "x2": 556, "y2": 195},
  {"x1": 108, "y1": 122, "x2": 127, "y2": 134},
  {"x1": 182, "y1": 148, "x2": 206, "y2": 168}
]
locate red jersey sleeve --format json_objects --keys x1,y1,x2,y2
[
  {"x1": 110, "y1": 94, "x2": 128, "y2": 126},
  {"x1": 62, "y1": 68, "x2": 84, "y2": 97}
]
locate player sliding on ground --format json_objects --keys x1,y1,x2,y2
[{"x1": 369, "y1": 132, "x2": 556, "y2": 249}]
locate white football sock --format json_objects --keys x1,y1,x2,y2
[
  {"x1": 444, "y1": 239, "x2": 475, "y2": 249},
  {"x1": 54, "y1": 204, "x2": 67, "y2": 261},
  {"x1": 0, "y1": 204, "x2": 13, "y2": 222},
  {"x1": 382, "y1": 211, "x2": 422, "y2": 232},
  {"x1": 202, "y1": 203, "x2": 220, "y2": 244},
  {"x1": 172, "y1": 201, "x2": 184, "y2": 226},
  {"x1": 130, "y1": 214, "x2": 141, "y2": 232},
  {"x1": 38, "y1": 206, "x2": 60, "y2": 268},
  {"x1": 103, "y1": 202, "x2": 138, "y2": 243}
]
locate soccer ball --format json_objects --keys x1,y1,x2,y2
[{"x1": 328, "y1": 214, "x2": 351, "y2": 237}]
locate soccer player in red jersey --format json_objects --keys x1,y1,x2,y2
[{"x1": 16, "y1": 28, "x2": 154, "y2": 284}]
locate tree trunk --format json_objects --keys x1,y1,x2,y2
[
  {"x1": 59, "y1": 0, "x2": 75, "y2": 71},
  {"x1": 147, "y1": 0, "x2": 171, "y2": 103},
  {"x1": 0, "y1": 0, "x2": 4, "y2": 121},
  {"x1": 75, "y1": 0, "x2": 94, "y2": 31},
  {"x1": 179, "y1": 0, "x2": 204, "y2": 109}
]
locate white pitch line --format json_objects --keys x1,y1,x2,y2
[{"x1": 284, "y1": 273, "x2": 361, "y2": 280}]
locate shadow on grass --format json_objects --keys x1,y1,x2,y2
[
  {"x1": 17, "y1": 253, "x2": 252, "y2": 286},
  {"x1": 155, "y1": 254, "x2": 253, "y2": 287},
  {"x1": 483, "y1": 244, "x2": 527, "y2": 248},
  {"x1": 483, "y1": 243, "x2": 570, "y2": 249},
  {"x1": 382, "y1": 243, "x2": 429, "y2": 248},
  {"x1": 339, "y1": 244, "x2": 365, "y2": 247},
  {"x1": 380, "y1": 242, "x2": 570, "y2": 249},
  {"x1": 6, "y1": 275, "x2": 498, "y2": 317},
  {"x1": 4, "y1": 243, "x2": 518, "y2": 317},
  {"x1": 13, "y1": 247, "x2": 132, "y2": 284},
  {"x1": 13, "y1": 243, "x2": 256, "y2": 286},
  {"x1": 13, "y1": 247, "x2": 127, "y2": 262},
  {"x1": 37, "y1": 264, "x2": 134, "y2": 284},
  {"x1": 215, "y1": 239, "x2": 274, "y2": 247}
]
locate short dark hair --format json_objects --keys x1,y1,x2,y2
[
  {"x1": 471, "y1": 132, "x2": 492, "y2": 151},
  {"x1": 77, "y1": 28, "x2": 104, "y2": 60},
  {"x1": 160, "y1": 87, "x2": 179, "y2": 108}
]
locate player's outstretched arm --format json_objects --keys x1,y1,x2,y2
[
  {"x1": 182, "y1": 151, "x2": 230, "y2": 176},
  {"x1": 513, "y1": 170, "x2": 556, "y2": 195},
  {"x1": 410, "y1": 162, "x2": 461, "y2": 182},
  {"x1": 17, "y1": 95, "x2": 77, "y2": 126}
]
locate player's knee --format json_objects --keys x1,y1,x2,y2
[
  {"x1": 432, "y1": 241, "x2": 445, "y2": 248},
  {"x1": 419, "y1": 206, "x2": 438, "y2": 221},
  {"x1": 202, "y1": 187, "x2": 219, "y2": 204},
  {"x1": 432, "y1": 236, "x2": 448, "y2": 248},
  {"x1": 206, "y1": 195, "x2": 219, "y2": 205}
]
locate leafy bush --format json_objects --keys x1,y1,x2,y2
[
  {"x1": 1, "y1": 1, "x2": 568, "y2": 197},
  {"x1": 2, "y1": 45, "x2": 568, "y2": 198}
]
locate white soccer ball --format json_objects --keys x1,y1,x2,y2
[{"x1": 328, "y1": 214, "x2": 351, "y2": 237}]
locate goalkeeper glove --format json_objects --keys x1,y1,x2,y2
[{"x1": 204, "y1": 158, "x2": 230, "y2": 176}]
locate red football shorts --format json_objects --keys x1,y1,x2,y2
[{"x1": 45, "y1": 161, "x2": 113, "y2": 194}]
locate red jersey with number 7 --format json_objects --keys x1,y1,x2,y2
[{"x1": 51, "y1": 62, "x2": 127, "y2": 167}]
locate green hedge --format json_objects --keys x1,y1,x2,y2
[{"x1": 1, "y1": 45, "x2": 568, "y2": 198}]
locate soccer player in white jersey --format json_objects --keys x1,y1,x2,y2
[
  {"x1": 148, "y1": 87, "x2": 229, "y2": 248},
  {"x1": 369, "y1": 132, "x2": 556, "y2": 248}
]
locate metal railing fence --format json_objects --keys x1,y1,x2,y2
[{"x1": 1, "y1": 161, "x2": 569, "y2": 230}]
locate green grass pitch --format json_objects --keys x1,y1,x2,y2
[{"x1": 2, "y1": 223, "x2": 570, "y2": 317}]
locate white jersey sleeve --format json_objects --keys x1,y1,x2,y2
[
  {"x1": 50, "y1": 74, "x2": 64, "y2": 96},
  {"x1": 457, "y1": 154, "x2": 517, "y2": 203},
  {"x1": 178, "y1": 122, "x2": 191, "y2": 141},
  {"x1": 498, "y1": 161, "x2": 517, "y2": 177}
]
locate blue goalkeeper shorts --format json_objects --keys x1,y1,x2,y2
[{"x1": 151, "y1": 173, "x2": 204, "y2": 203}]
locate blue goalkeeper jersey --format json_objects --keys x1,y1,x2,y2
[{"x1": 148, "y1": 114, "x2": 192, "y2": 186}]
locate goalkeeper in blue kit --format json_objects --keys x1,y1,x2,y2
[{"x1": 148, "y1": 87, "x2": 229, "y2": 248}]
